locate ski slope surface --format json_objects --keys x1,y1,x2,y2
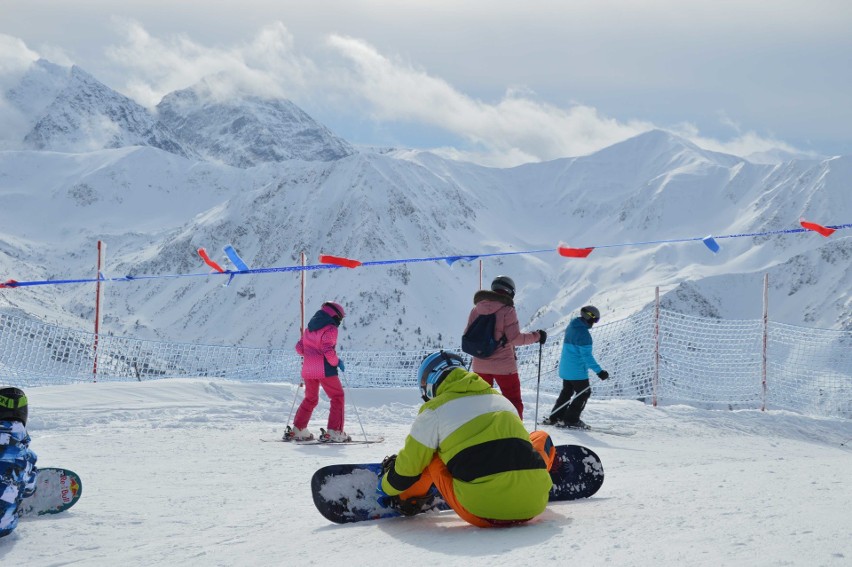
[{"x1": 2, "y1": 379, "x2": 850, "y2": 567}]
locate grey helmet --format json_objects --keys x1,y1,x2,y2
[
  {"x1": 580, "y1": 305, "x2": 601, "y2": 325},
  {"x1": 491, "y1": 275, "x2": 516, "y2": 298}
]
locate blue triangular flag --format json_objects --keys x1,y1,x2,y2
[
  {"x1": 702, "y1": 235, "x2": 720, "y2": 254},
  {"x1": 445, "y1": 255, "x2": 480, "y2": 266}
]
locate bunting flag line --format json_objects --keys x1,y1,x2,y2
[
  {"x1": 1, "y1": 221, "x2": 848, "y2": 290},
  {"x1": 197, "y1": 248, "x2": 225, "y2": 273}
]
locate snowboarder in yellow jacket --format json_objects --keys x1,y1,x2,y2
[{"x1": 378, "y1": 351, "x2": 555, "y2": 527}]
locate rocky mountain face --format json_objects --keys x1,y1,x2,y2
[
  {"x1": 4, "y1": 59, "x2": 353, "y2": 168},
  {"x1": 156, "y1": 81, "x2": 355, "y2": 167},
  {"x1": 7, "y1": 60, "x2": 192, "y2": 157},
  {"x1": 0, "y1": 59, "x2": 849, "y2": 350}
]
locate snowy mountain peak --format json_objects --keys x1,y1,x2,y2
[
  {"x1": 156, "y1": 78, "x2": 355, "y2": 168},
  {"x1": 4, "y1": 59, "x2": 192, "y2": 157},
  {"x1": 592, "y1": 129, "x2": 743, "y2": 172},
  {"x1": 4, "y1": 58, "x2": 71, "y2": 119}
]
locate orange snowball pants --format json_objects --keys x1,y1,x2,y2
[{"x1": 398, "y1": 430, "x2": 555, "y2": 528}]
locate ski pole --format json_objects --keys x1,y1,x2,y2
[
  {"x1": 533, "y1": 342, "x2": 543, "y2": 431},
  {"x1": 339, "y1": 369, "x2": 369, "y2": 442},
  {"x1": 545, "y1": 384, "x2": 592, "y2": 422},
  {"x1": 285, "y1": 381, "x2": 303, "y2": 426}
]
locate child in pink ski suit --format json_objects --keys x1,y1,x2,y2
[{"x1": 289, "y1": 302, "x2": 350, "y2": 442}]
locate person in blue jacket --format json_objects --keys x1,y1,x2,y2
[
  {"x1": 543, "y1": 306, "x2": 609, "y2": 429},
  {"x1": 0, "y1": 387, "x2": 38, "y2": 538}
]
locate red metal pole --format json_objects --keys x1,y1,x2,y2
[{"x1": 300, "y1": 252, "x2": 306, "y2": 335}]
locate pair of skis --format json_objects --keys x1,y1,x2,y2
[
  {"x1": 262, "y1": 427, "x2": 384, "y2": 445},
  {"x1": 544, "y1": 422, "x2": 636, "y2": 437}
]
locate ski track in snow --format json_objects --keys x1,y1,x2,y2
[{"x1": 1, "y1": 378, "x2": 850, "y2": 567}]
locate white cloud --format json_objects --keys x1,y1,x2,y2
[
  {"x1": 104, "y1": 19, "x2": 318, "y2": 107},
  {"x1": 1, "y1": 23, "x2": 815, "y2": 166},
  {"x1": 324, "y1": 34, "x2": 657, "y2": 164},
  {"x1": 0, "y1": 34, "x2": 41, "y2": 149},
  {"x1": 0, "y1": 34, "x2": 39, "y2": 80},
  {"x1": 100, "y1": 24, "x2": 829, "y2": 165},
  {"x1": 324, "y1": 34, "x2": 803, "y2": 166}
]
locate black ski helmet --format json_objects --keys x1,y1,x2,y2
[
  {"x1": 491, "y1": 275, "x2": 516, "y2": 298},
  {"x1": 0, "y1": 387, "x2": 28, "y2": 425},
  {"x1": 580, "y1": 305, "x2": 601, "y2": 325}
]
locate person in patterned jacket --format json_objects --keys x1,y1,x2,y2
[
  {"x1": 378, "y1": 352, "x2": 555, "y2": 527},
  {"x1": 285, "y1": 301, "x2": 351, "y2": 443},
  {"x1": 1, "y1": 387, "x2": 38, "y2": 538}
]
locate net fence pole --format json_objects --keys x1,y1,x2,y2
[
  {"x1": 762, "y1": 272, "x2": 768, "y2": 411},
  {"x1": 654, "y1": 286, "x2": 660, "y2": 407}
]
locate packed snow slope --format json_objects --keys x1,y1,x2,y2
[
  {"x1": 2, "y1": 379, "x2": 850, "y2": 567},
  {"x1": 1, "y1": 58, "x2": 850, "y2": 351}
]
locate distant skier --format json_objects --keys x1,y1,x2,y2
[
  {"x1": 0, "y1": 387, "x2": 38, "y2": 538},
  {"x1": 462, "y1": 275, "x2": 546, "y2": 419},
  {"x1": 543, "y1": 305, "x2": 609, "y2": 429},
  {"x1": 285, "y1": 301, "x2": 351, "y2": 443},
  {"x1": 378, "y1": 351, "x2": 556, "y2": 527}
]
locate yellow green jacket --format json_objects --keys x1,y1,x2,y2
[{"x1": 381, "y1": 368, "x2": 552, "y2": 520}]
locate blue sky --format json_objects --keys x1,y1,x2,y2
[{"x1": 2, "y1": 0, "x2": 851, "y2": 165}]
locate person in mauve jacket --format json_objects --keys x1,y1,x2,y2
[
  {"x1": 464, "y1": 275, "x2": 546, "y2": 419},
  {"x1": 285, "y1": 301, "x2": 351, "y2": 443}
]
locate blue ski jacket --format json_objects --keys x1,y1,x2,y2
[
  {"x1": 558, "y1": 317, "x2": 602, "y2": 380},
  {"x1": 0, "y1": 420, "x2": 38, "y2": 537}
]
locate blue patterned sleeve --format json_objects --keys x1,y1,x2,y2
[{"x1": 0, "y1": 423, "x2": 37, "y2": 537}]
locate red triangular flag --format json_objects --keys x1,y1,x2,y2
[
  {"x1": 557, "y1": 246, "x2": 595, "y2": 258},
  {"x1": 800, "y1": 220, "x2": 835, "y2": 237},
  {"x1": 319, "y1": 254, "x2": 362, "y2": 268},
  {"x1": 197, "y1": 248, "x2": 225, "y2": 273}
]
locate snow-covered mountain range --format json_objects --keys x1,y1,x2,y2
[{"x1": 0, "y1": 58, "x2": 849, "y2": 351}]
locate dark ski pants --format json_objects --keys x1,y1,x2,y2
[{"x1": 549, "y1": 379, "x2": 590, "y2": 424}]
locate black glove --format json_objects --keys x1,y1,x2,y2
[
  {"x1": 381, "y1": 454, "x2": 397, "y2": 476},
  {"x1": 597, "y1": 370, "x2": 609, "y2": 380},
  {"x1": 537, "y1": 330, "x2": 547, "y2": 344}
]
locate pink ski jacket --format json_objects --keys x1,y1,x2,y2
[
  {"x1": 295, "y1": 309, "x2": 341, "y2": 379},
  {"x1": 465, "y1": 290, "x2": 541, "y2": 376}
]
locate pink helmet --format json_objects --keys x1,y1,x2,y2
[{"x1": 321, "y1": 301, "x2": 345, "y2": 320}]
